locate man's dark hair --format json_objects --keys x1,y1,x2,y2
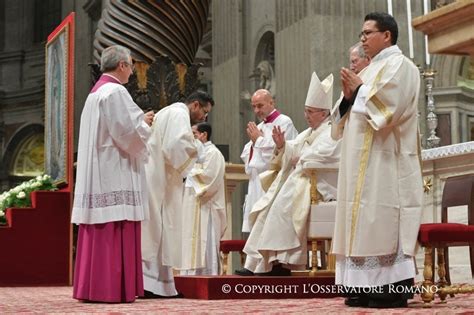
[
  {"x1": 365, "y1": 12, "x2": 398, "y2": 45},
  {"x1": 185, "y1": 90, "x2": 215, "y2": 107},
  {"x1": 196, "y1": 122, "x2": 212, "y2": 141}
]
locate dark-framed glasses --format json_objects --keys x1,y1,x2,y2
[{"x1": 359, "y1": 30, "x2": 383, "y2": 40}]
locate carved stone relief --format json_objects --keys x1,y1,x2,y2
[
  {"x1": 244, "y1": 31, "x2": 276, "y2": 100},
  {"x1": 253, "y1": 60, "x2": 275, "y2": 96}
]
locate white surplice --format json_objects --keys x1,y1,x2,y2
[
  {"x1": 240, "y1": 111, "x2": 298, "y2": 232},
  {"x1": 244, "y1": 121, "x2": 341, "y2": 273},
  {"x1": 330, "y1": 45, "x2": 422, "y2": 287},
  {"x1": 141, "y1": 102, "x2": 200, "y2": 295},
  {"x1": 72, "y1": 82, "x2": 151, "y2": 224},
  {"x1": 178, "y1": 141, "x2": 226, "y2": 275}
]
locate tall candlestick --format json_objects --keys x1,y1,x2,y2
[
  {"x1": 423, "y1": 0, "x2": 431, "y2": 65},
  {"x1": 422, "y1": 69, "x2": 440, "y2": 148},
  {"x1": 387, "y1": 0, "x2": 393, "y2": 15},
  {"x1": 406, "y1": 0, "x2": 414, "y2": 59}
]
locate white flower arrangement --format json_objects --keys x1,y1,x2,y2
[{"x1": 0, "y1": 174, "x2": 57, "y2": 225}]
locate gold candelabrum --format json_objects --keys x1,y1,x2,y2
[{"x1": 421, "y1": 68, "x2": 441, "y2": 148}]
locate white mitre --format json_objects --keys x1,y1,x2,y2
[{"x1": 305, "y1": 72, "x2": 334, "y2": 110}]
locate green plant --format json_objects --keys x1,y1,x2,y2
[{"x1": 0, "y1": 175, "x2": 57, "y2": 225}]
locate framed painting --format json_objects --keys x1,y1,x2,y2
[{"x1": 45, "y1": 13, "x2": 74, "y2": 187}]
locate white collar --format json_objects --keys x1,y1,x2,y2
[
  {"x1": 173, "y1": 102, "x2": 190, "y2": 114},
  {"x1": 372, "y1": 45, "x2": 402, "y2": 62},
  {"x1": 311, "y1": 117, "x2": 329, "y2": 131}
]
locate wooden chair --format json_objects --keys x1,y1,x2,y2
[
  {"x1": 219, "y1": 240, "x2": 246, "y2": 275},
  {"x1": 440, "y1": 174, "x2": 474, "y2": 284},
  {"x1": 418, "y1": 223, "x2": 474, "y2": 305},
  {"x1": 417, "y1": 174, "x2": 474, "y2": 306}
]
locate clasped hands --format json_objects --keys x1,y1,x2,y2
[
  {"x1": 247, "y1": 122, "x2": 263, "y2": 143},
  {"x1": 340, "y1": 67, "x2": 363, "y2": 100}
]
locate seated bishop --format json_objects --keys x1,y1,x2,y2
[{"x1": 236, "y1": 72, "x2": 341, "y2": 276}]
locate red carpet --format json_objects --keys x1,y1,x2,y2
[
  {"x1": 1, "y1": 286, "x2": 474, "y2": 313},
  {"x1": 175, "y1": 275, "x2": 338, "y2": 299}
]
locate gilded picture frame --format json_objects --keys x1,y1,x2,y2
[{"x1": 45, "y1": 14, "x2": 74, "y2": 186}]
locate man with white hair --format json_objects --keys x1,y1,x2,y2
[
  {"x1": 236, "y1": 72, "x2": 341, "y2": 276},
  {"x1": 72, "y1": 45, "x2": 154, "y2": 303},
  {"x1": 349, "y1": 42, "x2": 371, "y2": 74}
]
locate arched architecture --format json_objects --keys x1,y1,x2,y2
[
  {"x1": 430, "y1": 54, "x2": 474, "y2": 146},
  {"x1": 253, "y1": 31, "x2": 275, "y2": 96},
  {"x1": 1, "y1": 124, "x2": 44, "y2": 190}
]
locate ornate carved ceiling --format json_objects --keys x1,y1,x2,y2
[{"x1": 93, "y1": 0, "x2": 210, "y2": 65}]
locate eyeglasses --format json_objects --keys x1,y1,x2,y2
[
  {"x1": 200, "y1": 106, "x2": 210, "y2": 115},
  {"x1": 359, "y1": 30, "x2": 384, "y2": 40},
  {"x1": 122, "y1": 60, "x2": 135, "y2": 71}
]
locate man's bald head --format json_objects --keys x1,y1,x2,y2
[
  {"x1": 252, "y1": 89, "x2": 273, "y2": 101},
  {"x1": 251, "y1": 89, "x2": 275, "y2": 121}
]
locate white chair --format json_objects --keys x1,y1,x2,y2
[{"x1": 303, "y1": 162, "x2": 338, "y2": 276}]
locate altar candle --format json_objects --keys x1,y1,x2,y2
[
  {"x1": 387, "y1": 0, "x2": 393, "y2": 15},
  {"x1": 423, "y1": 0, "x2": 431, "y2": 65},
  {"x1": 406, "y1": 0, "x2": 414, "y2": 59}
]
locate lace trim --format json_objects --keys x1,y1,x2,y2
[
  {"x1": 74, "y1": 190, "x2": 143, "y2": 209},
  {"x1": 344, "y1": 247, "x2": 412, "y2": 270}
]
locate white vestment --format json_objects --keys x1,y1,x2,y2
[
  {"x1": 330, "y1": 45, "x2": 423, "y2": 287},
  {"x1": 72, "y1": 81, "x2": 151, "y2": 224},
  {"x1": 141, "y1": 102, "x2": 200, "y2": 295},
  {"x1": 244, "y1": 121, "x2": 341, "y2": 273},
  {"x1": 179, "y1": 141, "x2": 226, "y2": 275},
  {"x1": 240, "y1": 111, "x2": 298, "y2": 232}
]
